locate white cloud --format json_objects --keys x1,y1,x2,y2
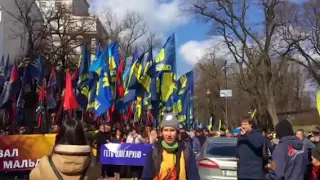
[
  {"x1": 179, "y1": 39, "x2": 212, "y2": 65},
  {"x1": 179, "y1": 36, "x2": 237, "y2": 65},
  {"x1": 89, "y1": 0, "x2": 190, "y2": 34}
]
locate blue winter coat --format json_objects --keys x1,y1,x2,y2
[
  {"x1": 265, "y1": 136, "x2": 306, "y2": 180},
  {"x1": 236, "y1": 129, "x2": 264, "y2": 179}
]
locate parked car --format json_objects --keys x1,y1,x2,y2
[{"x1": 196, "y1": 137, "x2": 238, "y2": 180}]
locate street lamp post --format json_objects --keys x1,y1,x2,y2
[
  {"x1": 206, "y1": 89, "x2": 211, "y2": 127},
  {"x1": 223, "y1": 60, "x2": 228, "y2": 128}
]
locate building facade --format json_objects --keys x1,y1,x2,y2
[
  {"x1": 0, "y1": 0, "x2": 44, "y2": 61},
  {"x1": 36, "y1": 0, "x2": 107, "y2": 62}
]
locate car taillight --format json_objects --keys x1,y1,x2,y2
[{"x1": 198, "y1": 158, "x2": 220, "y2": 169}]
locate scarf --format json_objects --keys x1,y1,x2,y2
[{"x1": 161, "y1": 140, "x2": 178, "y2": 153}]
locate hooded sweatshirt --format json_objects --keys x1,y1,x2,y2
[
  {"x1": 29, "y1": 145, "x2": 100, "y2": 180},
  {"x1": 265, "y1": 136, "x2": 305, "y2": 180}
]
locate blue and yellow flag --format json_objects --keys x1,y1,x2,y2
[
  {"x1": 108, "y1": 42, "x2": 119, "y2": 84},
  {"x1": 123, "y1": 49, "x2": 139, "y2": 105},
  {"x1": 76, "y1": 43, "x2": 90, "y2": 109},
  {"x1": 142, "y1": 49, "x2": 154, "y2": 110},
  {"x1": 176, "y1": 71, "x2": 194, "y2": 125},
  {"x1": 86, "y1": 73, "x2": 98, "y2": 110},
  {"x1": 94, "y1": 58, "x2": 113, "y2": 116},
  {"x1": 89, "y1": 47, "x2": 107, "y2": 76},
  {"x1": 140, "y1": 34, "x2": 176, "y2": 103}
]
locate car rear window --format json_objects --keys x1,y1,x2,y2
[{"x1": 206, "y1": 141, "x2": 237, "y2": 157}]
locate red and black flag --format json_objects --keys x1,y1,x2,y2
[{"x1": 0, "y1": 64, "x2": 20, "y2": 108}]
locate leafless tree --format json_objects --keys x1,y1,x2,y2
[
  {"x1": 279, "y1": 0, "x2": 320, "y2": 86},
  {"x1": 4, "y1": 0, "x2": 47, "y2": 60},
  {"x1": 100, "y1": 11, "x2": 161, "y2": 64},
  {"x1": 194, "y1": 52, "x2": 252, "y2": 128},
  {"x1": 195, "y1": 51, "x2": 312, "y2": 128},
  {"x1": 6, "y1": 0, "x2": 97, "y2": 71},
  {"x1": 42, "y1": 5, "x2": 97, "y2": 71},
  {"x1": 185, "y1": 0, "x2": 295, "y2": 126}
]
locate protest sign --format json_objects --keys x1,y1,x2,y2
[
  {"x1": 0, "y1": 134, "x2": 55, "y2": 171},
  {"x1": 100, "y1": 143, "x2": 153, "y2": 166}
]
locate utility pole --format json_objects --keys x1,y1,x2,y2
[{"x1": 224, "y1": 60, "x2": 228, "y2": 128}]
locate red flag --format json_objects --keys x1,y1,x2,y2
[
  {"x1": 9, "y1": 64, "x2": 19, "y2": 83},
  {"x1": 124, "y1": 103, "x2": 134, "y2": 122},
  {"x1": 116, "y1": 54, "x2": 124, "y2": 98},
  {"x1": 63, "y1": 70, "x2": 78, "y2": 110},
  {"x1": 37, "y1": 83, "x2": 46, "y2": 127},
  {"x1": 0, "y1": 64, "x2": 20, "y2": 107},
  {"x1": 38, "y1": 83, "x2": 46, "y2": 101}
]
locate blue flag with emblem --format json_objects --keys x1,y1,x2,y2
[
  {"x1": 29, "y1": 55, "x2": 44, "y2": 84},
  {"x1": 76, "y1": 43, "x2": 90, "y2": 109},
  {"x1": 140, "y1": 34, "x2": 176, "y2": 103},
  {"x1": 89, "y1": 47, "x2": 107, "y2": 76},
  {"x1": 123, "y1": 49, "x2": 139, "y2": 105},
  {"x1": 108, "y1": 42, "x2": 119, "y2": 84},
  {"x1": 94, "y1": 57, "x2": 113, "y2": 116},
  {"x1": 176, "y1": 71, "x2": 194, "y2": 125},
  {"x1": 87, "y1": 47, "x2": 107, "y2": 110}
]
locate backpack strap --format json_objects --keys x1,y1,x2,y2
[
  {"x1": 152, "y1": 143, "x2": 163, "y2": 178},
  {"x1": 183, "y1": 146, "x2": 190, "y2": 171},
  {"x1": 48, "y1": 156, "x2": 64, "y2": 180},
  {"x1": 175, "y1": 149, "x2": 182, "y2": 180}
]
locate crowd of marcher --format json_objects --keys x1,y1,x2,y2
[
  {"x1": 236, "y1": 117, "x2": 320, "y2": 180},
  {"x1": 25, "y1": 112, "x2": 320, "y2": 180}
]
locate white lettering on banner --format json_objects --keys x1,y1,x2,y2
[
  {"x1": 103, "y1": 150, "x2": 142, "y2": 159},
  {"x1": 28, "y1": 160, "x2": 35, "y2": 167},
  {"x1": 0, "y1": 149, "x2": 19, "y2": 158},
  {"x1": 3, "y1": 159, "x2": 41, "y2": 169},
  {"x1": 3, "y1": 161, "x2": 12, "y2": 169}
]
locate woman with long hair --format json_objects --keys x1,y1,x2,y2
[
  {"x1": 111, "y1": 128, "x2": 125, "y2": 180},
  {"x1": 29, "y1": 118, "x2": 100, "y2": 180}
]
